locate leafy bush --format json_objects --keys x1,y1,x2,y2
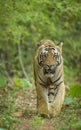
[
  {"x1": 13, "y1": 76, "x2": 32, "y2": 88},
  {"x1": 70, "y1": 84, "x2": 81, "y2": 98},
  {"x1": 71, "y1": 120, "x2": 81, "y2": 130},
  {"x1": 0, "y1": 0, "x2": 81, "y2": 80},
  {"x1": 0, "y1": 74, "x2": 7, "y2": 88},
  {"x1": 64, "y1": 97, "x2": 75, "y2": 105}
]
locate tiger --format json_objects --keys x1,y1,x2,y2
[{"x1": 34, "y1": 39, "x2": 65, "y2": 117}]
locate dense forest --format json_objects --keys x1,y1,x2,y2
[{"x1": 0, "y1": 0, "x2": 81, "y2": 130}]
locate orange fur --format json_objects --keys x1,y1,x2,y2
[{"x1": 34, "y1": 39, "x2": 65, "y2": 117}]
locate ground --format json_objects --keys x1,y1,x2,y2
[{"x1": 0, "y1": 85, "x2": 81, "y2": 130}]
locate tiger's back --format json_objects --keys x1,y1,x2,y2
[{"x1": 34, "y1": 39, "x2": 65, "y2": 117}]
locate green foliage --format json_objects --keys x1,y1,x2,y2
[
  {"x1": 59, "y1": 120, "x2": 81, "y2": 130},
  {"x1": 59, "y1": 128, "x2": 68, "y2": 130},
  {"x1": 70, "y1": 84, "x2": 81, "y2": 98},
  {"x1": 0, "y1": 1, "x2": 81, "y2": 129},
  {"x1": 13, "y1": 76, "x2": 32, "y2": 88},
  {"x1": 0, "y1": 74, "x2": 7, "y2": 88},
  {"x1": 0, "y1": 0, "x2": 81, "y2": 80},
  {"x1": 64, "y1": 97, "x2": 75, "y2": 105},
  {"x1": 30, "y1": 115, "x2": 43, "y2": 127},
  {"x1": 71, "y1": 120, "x2": 81, "y2": 130},
  {"x1": 0, "y1": 86, "x2": 19, "y2": 129},
  {"x1": 1, "y1": 114, "x2": 19, "y2": 130}
]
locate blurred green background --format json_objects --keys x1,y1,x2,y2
[
  {"x1": 0, "y1": 1, "x2": 81, "y2": 130},
  {"x1": 0, "y1": 0, "x2": 81, "y2": 85}
]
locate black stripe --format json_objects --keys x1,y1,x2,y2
[
  {"x1": 49, "y1": 100, "x2": 52, "y2": 103},
  {"x1": 53, "y1": 81, "x2": 63, "y2": 97},
  {"x1": 50, "y1": 81, "x2": 63, "y2": 90},
  {"x1": 57, "y1": 57, "x2": 62, "y2": 66},
  {"x1": 53, "y1": 74, "x2": 62, "y2": 83},
  {"x1": 49, "y1": 87, "x2": 54, "y2": 90},
  {"x1": 54, "y1": 91, "x2": 58, "y2": 97},
  {"x1": 49, "y1": 87, "x2": 57, "y2": 91},
  {"x1": 48, "y1": 92, "x2": 54, "y2": 96},
  {"x1": 38, "y1": 75, "x2": 46, "y2": 84},
  {"x1": 54, "y1": 86, "x2": 58, "y2": 90},
  {"x1": 39, "y1": 82, "x2": 46, "y2": 88},
  {"x1": 56, "y1": 81, "x2": 63, "y2": 87}
]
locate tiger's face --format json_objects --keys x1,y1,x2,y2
[{"x1": 37, "y1": 41, "x2": 63, "y2": 76}]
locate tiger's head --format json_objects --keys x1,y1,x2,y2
[{"x1": 36, "y1": 40, "x2": 63, "y2": 77}]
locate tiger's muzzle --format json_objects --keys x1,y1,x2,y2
[{"x1": 43, "y1": 64, "x2": 56, "y2": 75}]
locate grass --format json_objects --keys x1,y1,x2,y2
[
  {"x1": 30, "y1": 115, "x2": 43, "y2": 130},
  {"x1": 0, "y1": 75, "x2": 81, "y2": 130}
]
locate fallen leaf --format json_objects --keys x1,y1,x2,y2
[{"x1": 12, "y1": 112, "x2": 23, "y2": 117}]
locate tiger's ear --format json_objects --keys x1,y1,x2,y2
[
  {"x1": 35, "y1": 42, "x2": 41, "y2": 49},
  {"x1": 58, "y1": 41, "x2": 63, "y2": 50}
]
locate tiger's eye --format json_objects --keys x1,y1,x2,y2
[
  {"x1": 41, "y1": 49, "x2": 48, "y2": 57},
  {"x1": 52, "y1": 48, "x2": 58, "y2": 56}
]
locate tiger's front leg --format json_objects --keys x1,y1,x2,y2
[
  {"x1": 49, "y1": 83, "x2": 65, "y2": 116},
  {"x1": 36, "y1": 82, "x2": 49, "y2": 115}
]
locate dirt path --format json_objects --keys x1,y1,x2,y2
[{"x1": 12, "y1": 87, "x2": 81, "y2": 130}]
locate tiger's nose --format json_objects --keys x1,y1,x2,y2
[
  {"x1": 45, "y1": 65, "x2": 55, "y2": 71},
  {"x1": 43, "y1": 64, "x2": 56, "y2": 75}
]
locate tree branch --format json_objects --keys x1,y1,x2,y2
[
  {"x1": 18, "y1": 36, "x2": 29, "y2": 81},
  {"x1": 4, "y1": 70, "x2": 14, "y2": 85}
]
